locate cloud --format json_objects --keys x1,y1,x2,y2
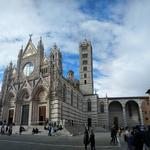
[
  {"x1": 93, "y1": 0, "x2": 150, "y2": 96},
  {"x1": 0, "y1": 0, "x2": 150, "y2": 97}
]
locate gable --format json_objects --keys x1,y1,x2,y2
[{"x1": 23, "y1": 40, "x2": 37, "y2": 58}]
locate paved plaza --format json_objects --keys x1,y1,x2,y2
[{"x1": 0, "y1": 132, "x2": 127, "y2": 150}]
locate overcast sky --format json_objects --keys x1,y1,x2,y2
[{"x1": 0, "y1": 0, "x2": 150, "y2": 97}]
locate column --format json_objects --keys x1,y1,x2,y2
[
  {"x1": 32, "y1": 101, "x2": 38, "y2": 125},
  {"x1": 46, "y1": 99, "x2": 49, "y2": 120},
  {"x1": 28, "y1": 101, "x2": 32, "y2": 126},
  {"x1": 2, "y1": 105, "x2": 9, "y2": 122},
  {"x1": 139, "y1": 107, "x2": 144, "y2": 125},
  {"x1": 14, "y1": 103, "x2": 22, "y2": 125},
  {"x1": 105, "y1": 99, "x2": 109, "y2": 129},
  {"x1": 122, "y1": 105, "x2": 127, "y2": 127}
]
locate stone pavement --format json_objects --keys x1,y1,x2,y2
[{"x1": 0, "y1": 132, "x2": 127, "y2": 150}]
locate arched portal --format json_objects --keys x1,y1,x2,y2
[
  {"x1": 7, "y1": 92, "x2": 15, "y2": 124},
  {"x1": 31, "y1": 85, "x2": 48, "y2": 125},
  {"x1": 109, "y1": 101, "x2": 123, "y2": 128},
  {"x1": 14, "y1": 88, "x2": 31, "y2": 125},
  {"x1": 125, "y1": 101, "x2": 140, "y2": 127},
  {"x1": 17, "y1": 88, "x2": 30, "y2": 102}
]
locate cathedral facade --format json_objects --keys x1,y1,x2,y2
[{"x1": 0, "y1": 37, "x2": 148, "y2": 130}]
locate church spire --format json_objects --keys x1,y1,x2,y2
[
  {"x1": 50, "y1": 43, "x2": 62, "y2": 75},
  {"x1": 37, "y1": 36, "x2": 44, "y2": 50},
  {"x1": 36, "y1": 37, "x2": 44, "y2": 74}
]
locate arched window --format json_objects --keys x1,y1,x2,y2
[
  {"x1": 87, "y1": 100, "x2": 91, "y2": 112},
  {"x1": 100, "y1": 102, "x2": 104, "y2": 113},
  {"x1": 71, "y1": 90, "x2": 73, "y2": 106},
  {"x1": 63, "y1": 84, "x2": 66, "y2": 102},
  {"x1": 77, "y1": 95, "x2": 79, "y2": 109},
  {"x1": 84, "y1": 73, "x2": 87, "y2": 78}
]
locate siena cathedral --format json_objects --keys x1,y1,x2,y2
[{"x1": 0, "y1": 36, "x2": 148, "y2": 130}]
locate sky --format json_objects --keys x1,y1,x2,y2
[{"x1": 0, "y1": 0, "x2": 150, "y2": 97}]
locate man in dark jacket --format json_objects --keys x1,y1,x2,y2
[
  {"x1": 133, "y1": 128, "x2": 144, "y2": 150},
  {"x1": 84, "y1": 128, "x2": 89, "y2": 150},
  {"x1": 144, "y1": 126, "x2": 150, "y2": 150},
  {"x1": 90, "y1": 129, "x2": 96, "y2": 150}
]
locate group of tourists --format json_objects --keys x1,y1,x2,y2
[
  {"x1": 124, "y1": 126, "x2": 150, "y2": 150},
  {"x1": 0, "y1": 123, "x2": 12, "y2": 136},
  {"x1": 48, "y1": 124, "x2": 63, "y2": 136},
  {"x1": 83, "y1": 127, "x2": 96, "y2": 150}
]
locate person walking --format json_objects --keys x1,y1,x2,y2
[
  {"x1": 84, "y1": 128, "x2": 89, "y2": 150},
  {"x1": 133, "y1": 128, "x2": 144, "y2": 150},
  {"x1": 143, "y1": 126, "x2": 150, "y2": 150},
  {"x1": 19, "y1": 125, "x2": 22, "y2": 135},
  {"x1": 126, "y1": 129, "x2": 134, "y2": 150},
  {"x1": 89, "y1": 129, "x2": 96, "y2": 150},
  {"x1": 48, "y1": 125, "x2": 52, "y2": 136},
  {"x1": 1, "y1": 124, "x2": 5, "y2": 135},
  {"x1": 110, "y1": 126, "x2": 116, "y2": 144},
  {"x1": 8, "y1": 125, "x2": 12, "y2": 136}
]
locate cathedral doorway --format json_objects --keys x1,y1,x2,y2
[
  {"x1": 39, "y1": 106, "x2": 46, "y2": 125},
  {"x1": 8, "y1": 109, "x2": 14, "y2": 124},
  {"x1": 32, "y1": 85, "x2": 48, "y2": 125},
  {"x1": 21, "y1": 105, "x2": 29, "y2": 125},
  {"x1": 88, "y1": 118, "x2": 92, "y2": 129}
]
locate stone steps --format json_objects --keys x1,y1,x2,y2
[{"x1": 10, "y1": 125, "x2": 71, "y2": 136}]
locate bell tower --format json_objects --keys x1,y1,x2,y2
[{"x1": 79, "y1": 39, "x2": 93, "y2": 95}]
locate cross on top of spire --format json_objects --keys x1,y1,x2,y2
[{"x1": 29, "y1": 34, "x2": 33, "y2": 41}]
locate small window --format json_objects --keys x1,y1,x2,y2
[
  {"x1": 88, "y1": 101, "x2": 91, "y2": 112},
  {"x1": 145, "y1": 111, "x2": 147, "y2": 114},
  {"x1": 83, "y1": 60, "x2": 88, "y2": 65},
  {"x1": 45, "y1": 68, "x2": 48, "y2": 73},
  {"x1": 82, "y1": 47, "x2": 87, "y2": 51},
  {"x1": 84, "y1": 80, "x2": 87, "y2": 84},
  {"x1": 145, "y1": 117, "x2": 148, "y2": 121},
  {"x1": 41, "y1": 67, "x2": 48, "y2": 75},
  {"x1": 84, "y1": 73, "x2": 87, "y2": 78},
  {"x1": 82, "y1": 53, "x2": 88, "y2": 58},
  {"x1": 83, "y1": 66, "x2": 87, "y2": 71}
]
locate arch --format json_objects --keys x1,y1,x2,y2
[
  {"x1": 125, "y1": 100, "x2": 140, "y2": 127},
  {"x1": 17, "y1": 88, "x2": 30, "y2": 102},
  {"x1": 108, "y1": 101, "x2": 123, "y2": 128},
  {"x1": 32, "y1": 85, "x2": 48, "y2": 102}
]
